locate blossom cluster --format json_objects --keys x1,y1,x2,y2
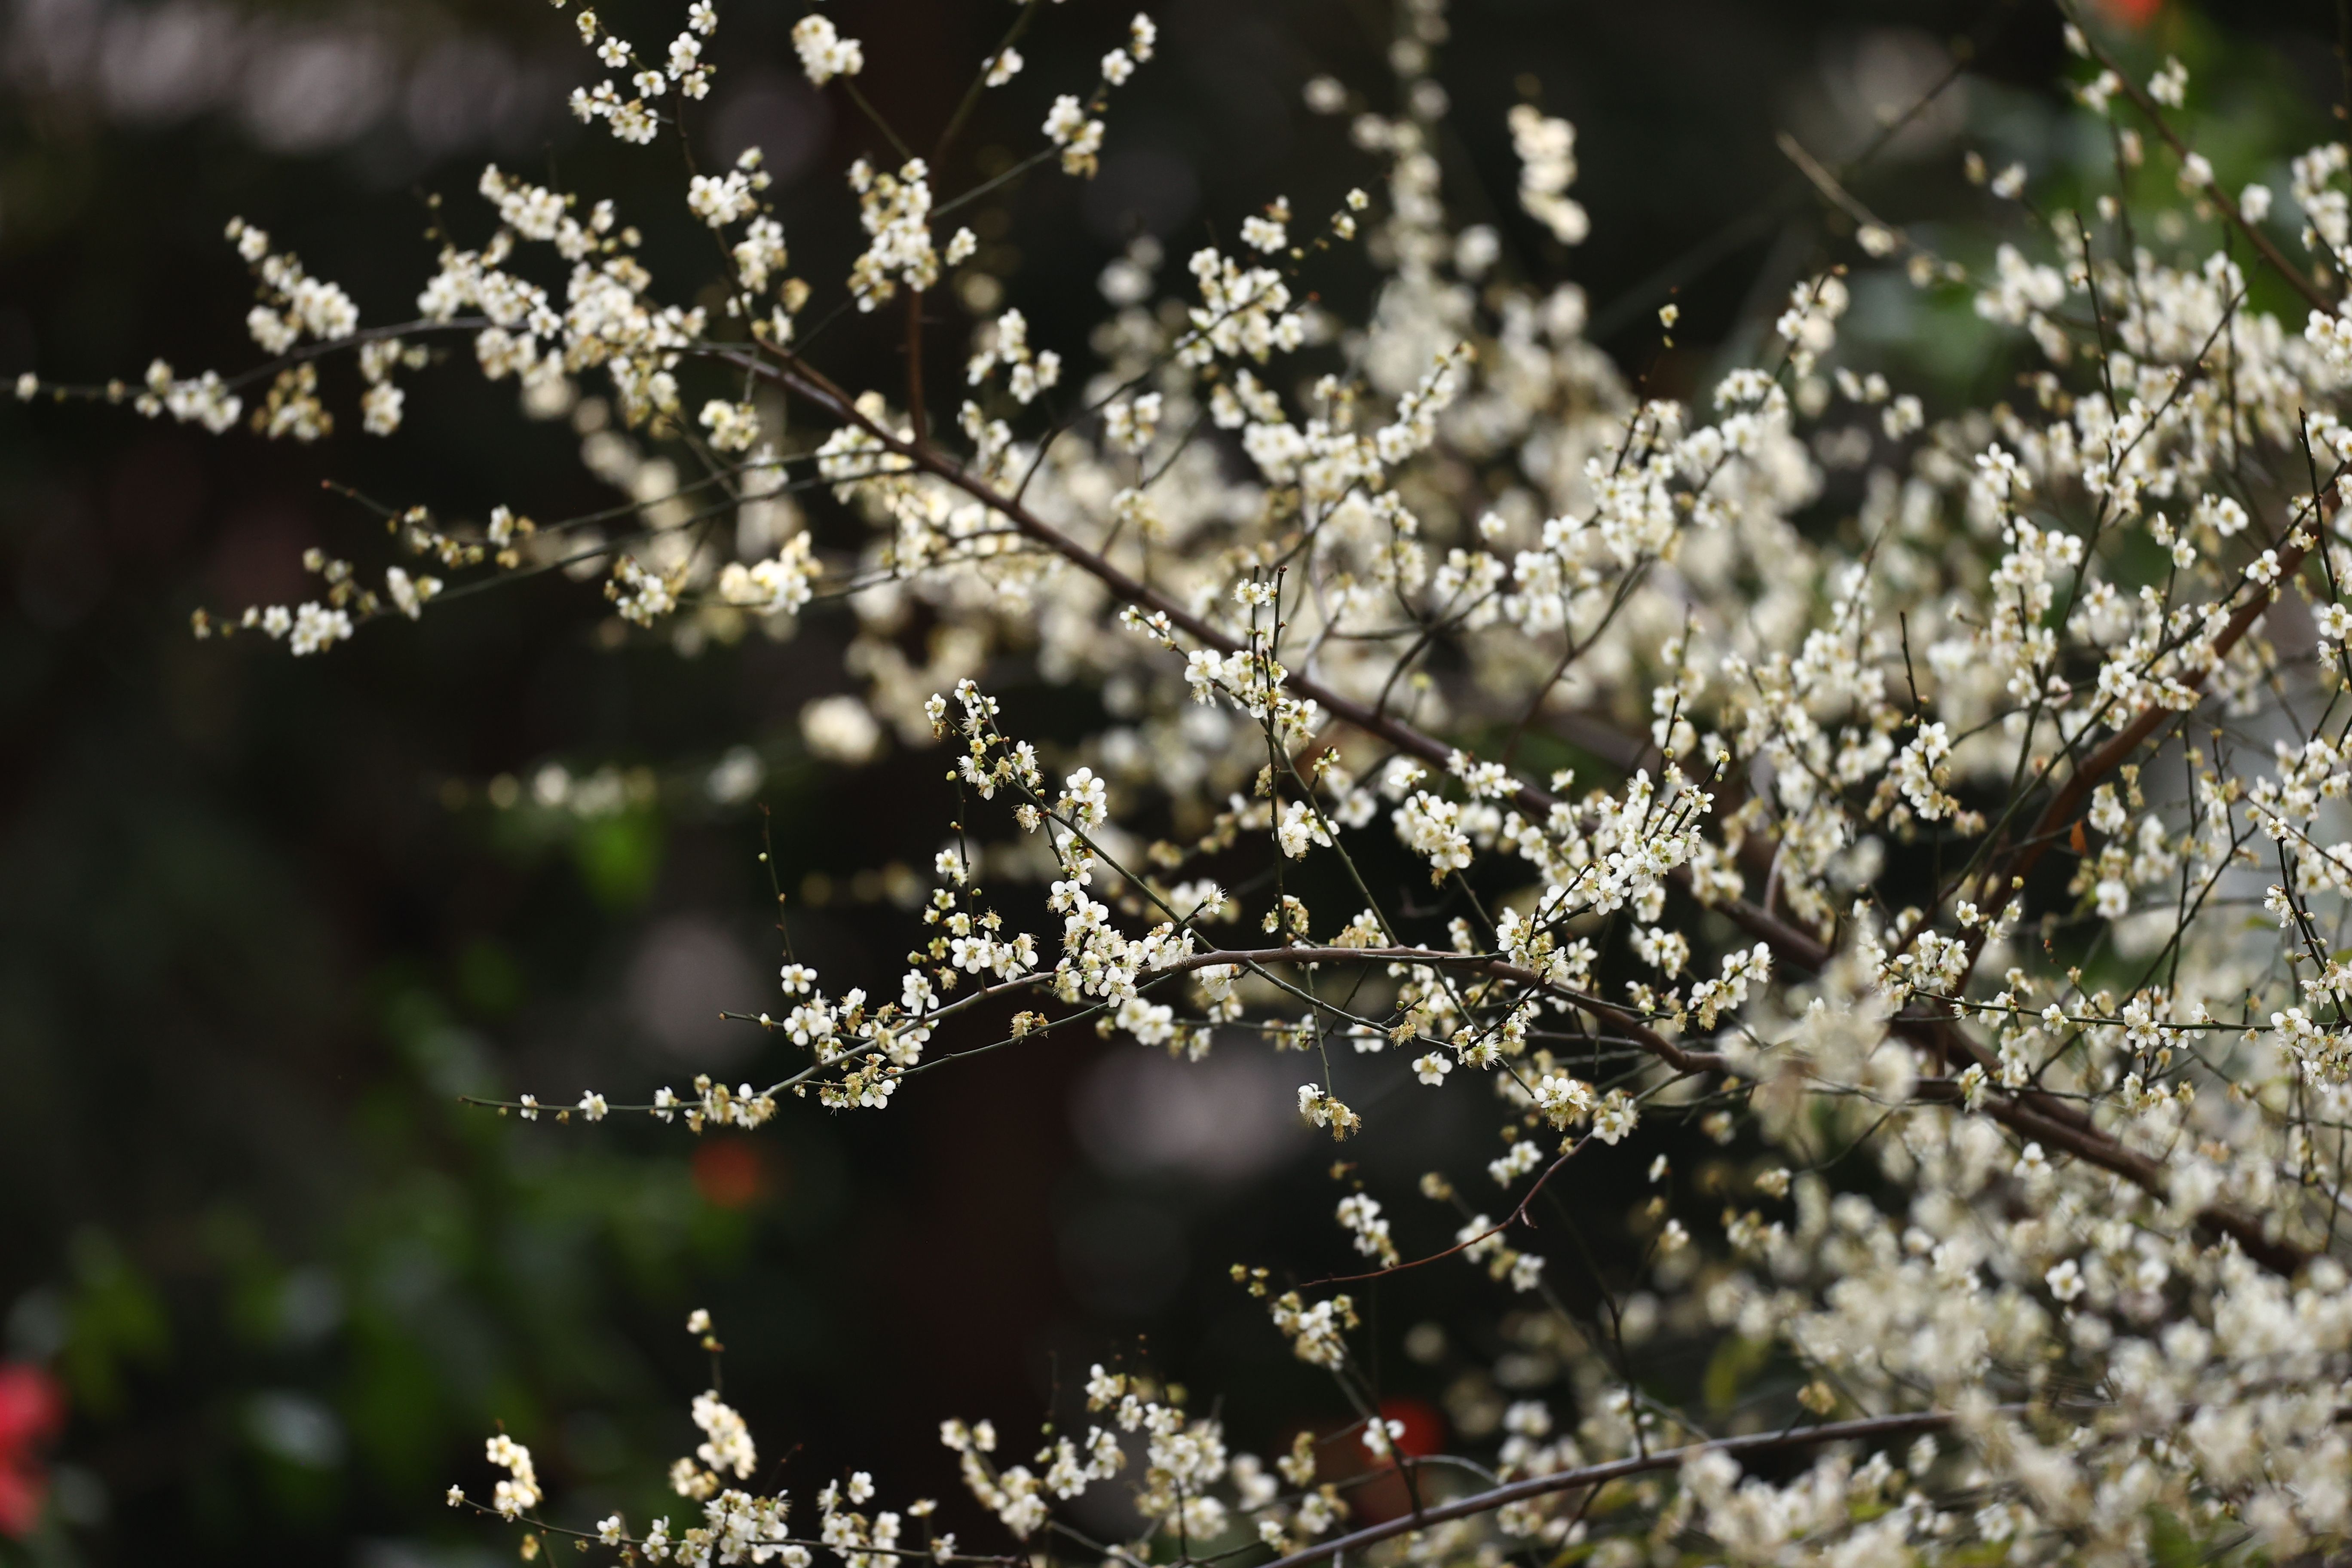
[{"x1": 40, "y1": 3, "x2": 2352, "y2": 1567}]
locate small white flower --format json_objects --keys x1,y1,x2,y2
[{"x1": 792, "y1": 13, "x2": 862, "y2": 84}]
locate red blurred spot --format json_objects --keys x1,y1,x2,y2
[
  {"x1": 1341, "y1": 1399, "x2": 1452, "y2": 1524},
  {"x1": 693, "y1": 1139, "x2": 766, "y2": 1209},
  {"x1": 0, "y1": 1363, "x2": 64, "y2": 1538},
  {"x1": 1377, "y1": 1396, "x2": 1445, "y2": 1459},
  {"x1": 2095, "y1": 0, "x2": 2160, "y2": 26}
]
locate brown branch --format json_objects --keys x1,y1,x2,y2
[
  {"x1": 905, "y1": 289, "x2": 928, "y2": 447},
  {"x1": 932, "y1": 0, "x2": 1046, "y2": 164},
  {"x1": 2070, "y1": 16, "x2": 2333, "y2": 315},
  {"x1": 1871, "y1": 485, "x2": 2342, "y2": 1278},
  {"x1": 1182, "y1": 941, "x2": 2303, "y2": 1272},
  {"x1": 1152, "y1": 945, "x2": 1721, "y2": 1073},
  {"x1": 726, "y1": 346, "x2": 1834, "y2": 975},
  {"x1": 2001, "y1": 528, "x2": 2319, "y2": 903},
  {"x1": 1918, "y1": 1078, "x2": 2304, "y2": 1274},
  {"x1": 1779, "y1": 131, "x2": 1892, "y2": 236},
  {"x1": 1307, "y1": 1135, "x2": 1594, "y2": 1289},
  {"x1": 731, "y1": 347, "x2": 2322, "y2": 1277},
  {"x1": 1250, "y1": 1409, "x2": 1975, "y2": 1568}
]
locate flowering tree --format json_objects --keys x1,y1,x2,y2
[{"x1": 24, "y1": 0, "x2": 2352, "y2": 1562}]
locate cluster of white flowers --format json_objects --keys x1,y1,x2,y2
[
  {"x1": 964, "y1": 309, "x2": 1062, "y2": 404},
  {"x1": 1034, "y1": 15, "x2": 1155, "y2": 178},
  {"x1": 838, "y1": 159, "x2": 975, "y2": 316},
  {"x1": 562, "y1": 0, "x2": 714, "y2": 144},
  {"x1": 790, "y1": 13, "x2": 861, "y2": 88},
  {"x1": 125, "y1": 357, "x2": 242, "y2": 433},
  {"x1": 53, "y1": 3, "x2": 2352, "y2": 1566},
  {"x1": 483, "y1": 1433, "x2": 539, "y2": 1518},
  {"x1": 716, "y1": 528, "x2": 818, "y2": 617},
  {"x1": 228, "y1": 219, "x2": 359, "y2": 352},
  {"x1": 1507, "y1": 104, "x2": 1587, "y2": 245}
]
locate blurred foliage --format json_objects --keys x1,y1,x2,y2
[{"x1": 2, "y1": 0, "x2": 2347, "y2": 1564}]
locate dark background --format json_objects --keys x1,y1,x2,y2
[{"x1": 0, "y1": 0, "x2": 2332, "y2": 1563}]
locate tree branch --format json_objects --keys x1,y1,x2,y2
[
  {"x1": 726, "y1": 347, "x2": 2325, "y2": 1278},
  {"x1": 1152, "y1": 945, "x2": 1719, "y2": 1072},
  {"x1": 726, "y1": 346, "x2": 1834, "y2": 973},
  {"x1": 2069, "y1": 15, "x2": 2332, "y2": 315},
  {"x1": 1250, "y1": 1409, "x2": 1974, "y2": 1568}
]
